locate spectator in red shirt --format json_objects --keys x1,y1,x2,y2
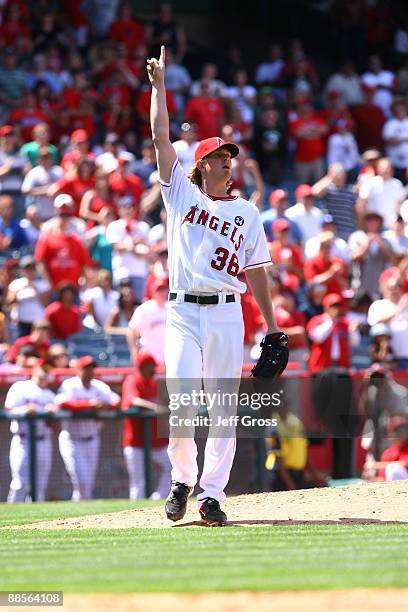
[
  {"x1": 306, "y1": 293, "x2": 352, "y2": 373},
  {"x1": 60, "y1": 0, "x2": 87, "y2": 46},
  {"x1": 8, "y1": 91, "x2": 48, "y2": 143},
  {"x1": 79, "y1": 172, "x2": 118, "y2": 226},
  {"x1": 122, "y1": 44, "x2": 145, "y2": 82},
  {"x1": 101, "y1": 98, "x2": 134, "y2": 138},
  {"x1": 6, "y1": 319, "x2": 51, "y2": 363},
  {"x1": 62, "y1": 71, "x2": 99, "y2": 119},
  {"x1": 122, "y1": 353, "x2": 170, "y2": 499},
  {"x1": 34, "y1": 197, "x2": 93, "y2": 288},
  {"x1": 269, "y1": 218, "x2": 304, "y2": 292},
  {"x1": 380, "y1": 417, "x2": 408, "y2": 481},
  {"x1": 0, "y1": 3, "x2": 30, "y2": 47},
  {"x1": 135, "y1": 85, "x2": 176, "y2": 139},
  {"x1": 303, "y1": 231, "x2": 348, "y2": 296},
  {"x1": 108, "y1": 3, "x2": 145, "y2": 55},
  {"x1": 45, "y1": 283, "x2": 82, "y2": 340},
  {"x1": 109, "y1": 152, "x2": 144, "y2": 218},
  {"x1": 100, "y1": 69, "x2": 134, "y2": 110},
  {"x1": 350, "y1": 84, "x2": 386, "y2": 152},
  {"x1": 289, "y1": 100, "x2": 328, "y2": 184},
  {"x1": 184, "y1": 78, "x2": 225, "y2": 140},
  {"x1": 51, "y1": 158, "x2": 96, "y2": 216},
  {"x1": 61, "y1": 129, "x2": 95, "y2": 174},
  {"x1": 320, "y1": 92, "x2": 354, "y2": 137},
  {"x1": 273, "y1": 289, "x2": 308, "y2": 366}
]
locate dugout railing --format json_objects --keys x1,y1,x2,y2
[
  {"x1": 0, "y1": 408, "x2": 157, "y2": 502},
  {"x1": 0, "y1": 407, "x2": 270, "y2": 502}
]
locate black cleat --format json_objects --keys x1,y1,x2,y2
[
  {"x1": 165, "y1": 482, "x2": 192, "y2": 522},
  {"x1": 199, "y1": 497, "x2": 227, "y2": 526}
]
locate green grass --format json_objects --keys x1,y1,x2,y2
[
  {"x1": 0, "y1": 499, "x2": 160, "y2": 527},
  {"x1": 0, "y1": 525, "x2": 407, "y2": 593}
]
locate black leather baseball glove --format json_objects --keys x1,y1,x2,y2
[{"x1": 251, "y1": 332, "x2": 289, "y2": 381}]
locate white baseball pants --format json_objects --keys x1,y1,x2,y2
[
  {"x1": 123, "y1": 445, "x2": 171, "y2": 499},
  {"x1": 165, "y1": 299, "x2": 244, "y2": 503},
  {"x1": 58, "y1": 430, "x2": 100, "y2": 500},
  {"x1": 8, "y1": 435, "x2": 51, "y2": 503}
]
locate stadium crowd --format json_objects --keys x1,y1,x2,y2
[{"x1": 0, "y1": 0, "x2": 407, "y2": 494}]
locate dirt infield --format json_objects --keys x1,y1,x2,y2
[
  {"x1": 19, "y1": 590, "x2": 408, "y2": 611},
  {"x1": 14, "y1": 480, "x2": 408, "y2": 529}
]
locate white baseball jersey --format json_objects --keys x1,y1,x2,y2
[
  {"x1": 160, "y1": 160, "x2": 272, "y2": 294},
  {"x1": 5, "y1": 380, "x2": 56, "y2": 437},
  {"x1": 56, "y1": 376, "x2": 120, "y2": 438}
]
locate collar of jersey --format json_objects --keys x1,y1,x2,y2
[{"x1": 199, "y1": 187, "x2": 238, "y2": 201}]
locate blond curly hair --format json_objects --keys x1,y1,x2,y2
[
  {"x1": 188, "y1": 165, "x2": 203, "y2": 186},
  {"x1": 187, "y1": 164, "x2": 232, "y2": 192}
]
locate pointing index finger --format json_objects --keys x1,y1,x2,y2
[{"x1": 160, "y1": 45, "x2": 166, "y2": 66}]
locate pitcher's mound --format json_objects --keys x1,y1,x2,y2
[{"x1": 15, "y1": 480, "x2": 408, "y2": 530}]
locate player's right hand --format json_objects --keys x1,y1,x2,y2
[{"x1": 146, "y1": 45, "x2": 165, "y2": 86}]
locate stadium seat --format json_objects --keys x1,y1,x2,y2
[
  {"x1": 106, "y1": 335, "x2": 131, "y2": 367},
  {"x1": 67, "y1": 329, "x2": 110, "y2": 365}
]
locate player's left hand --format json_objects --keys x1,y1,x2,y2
[{"x1": 251, "y1": 332, "x2": 289, "y2": 381}]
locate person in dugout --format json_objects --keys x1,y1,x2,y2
[
  {"x1": 56, "y1": 355, "x2": 120, "y2": 500},
  {"x1": 5, "y1": 362, "x2": 56, "y2": 502},
  {"x1": 122, "y1": 353, "x2": 171, "y2": 500}
]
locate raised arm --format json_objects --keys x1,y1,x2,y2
[{"x1": 147, "y1": 45, "x2": 176, "y2": 184}]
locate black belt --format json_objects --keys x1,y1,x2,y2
[
  {"x1": 17, "y1": 434, "x2": 46, "y2": 441},
  {"x1": 169, "y1": 292, "x2": 235, "y2": 305}
]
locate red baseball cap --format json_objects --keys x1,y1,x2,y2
[
  {"x1": 295, "y1": 184, "x2": 313, "y2": 200},
  {"x1": 272, "y1": 218, "x2": 290, "y2": 233},
  {"x1": 76, "y1": 355, "x2": 96, "y2": 369},
  {"x1": 152, "y1": 279, "x2": 169, "y2": 292},
  {"x1": 71, "y1": 129, "x2": 89, "y2": 143},
  {"x1": 269, "y1": 189, "x2": 288, "y2": 204},
  {"x1": 136, "y1": 353, "x2": 157, "y2": 368},
  {"x1": 0, "y1": 125, "x2": 15, "y2": 137},
  {"x1": 282, "y1": 275, "x2": 299, "y2": 292},
  {"x1": 194, "y1": 137, "x2": 239, "y2": 162},
  {"x1": 323, "y1": 293, "x2": 343, "y2": 308},
  {"x1": 379, "y1": 267, "x2": 399, "y2": 288}
]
